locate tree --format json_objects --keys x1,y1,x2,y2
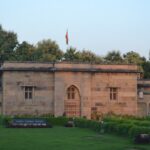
[
  {"x1": 142, "y1": 61, "x2": 150, "y2": 78},
  {"x1": 64, "y1": 48, "x2": 103, "y2": 63},
  {"x1": 123, "y1": 51, "x2": 146, "y2": 65},
  {"x1": 15, "y1": 41, "x2": 35, "y2": 61},
  {"x1": 35, "y1": 39, "x2": 63, "y2": 61},
  {"x1": 104, "y1": 50, "x2": 123, "y2": 64},
  {"x1": 64, "y1": 47, "x2": 80, "y2": 61},
  {"x1": 0, "y1": 25, "x2": 18, "y2": 61},
  {"x1": 79, "y1": 50, "x2": 103, "y2": 63}
]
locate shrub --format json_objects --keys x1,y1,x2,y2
[
  {"x1": 1, "y1": 114, "x2": 150, "y2": 138},
  {"x1": 0, "y1": 115, "x2": 3, "y2": 125},
  {"x1": 74, "y1": 118, "x2": 101, "y2": 132},
  {"x1": 129, "y1": 125, "x2": 150, "y2": 137},
  {"x1": 46, "y1": 116, "x2": 69, "y2": 126},
  {"x1": 2, "y1": 116, "x2": 12, "y2": 127},
  {"x1": 133, "y1": 121, "x2": 150, "y2": 127}
]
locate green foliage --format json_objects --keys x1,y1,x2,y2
[
  {"x1": 1, "y1": 24, "x2": 150, "y2": 79},
  {"x1": 129, "y1": 125, "x2": 150, "y2": 137},
  {"x1": 45, "y1": 116, "x2": 69, "y2": 126},
  {"x1": 73, "y1": 116, "x2": 150, "y2": 137},
  {"x1": 0, "y1": 25, "x2": 18, "y2": 61},
  {"x1": 1, "y1": 115, "x2": 69, "y2": 127},
  {"x1": 0, "y1": 126, "x2": 150, "y2": 150},
  {"x1": 1, "y1": 116, "x2": 12, "y2": 127},
  {"x1": 123, "y1": 51, "x2": 146, "y2": 65},
  {"x1": 64, "y1": 47, "x2": 103, "y2": 63},
  {"x1": 35, "y1": 39, "x2": 63, "y2": 61},
  {"x1": 15, "y1": 41, "x2": 35, "y2": 61},
  {"x1": 1, "y1": 115, "x2": 150, "y2": 138},
  {"x1": 0, "y1": 115, "x2": 3, "y2": 125},
  {"x1": 64, "y1": 47, "x2": 80, "y2": 61},
  {"x1": 104, "y1": 50, "x2": 123, "y2": 64},
  {"x1": 78, "y1": 50, "x2": 103, "y2": 63},
  {"x1": 142, "y1": 61, "x2": 150, "y2": 78},
  {"x1": 102, "y1": 115, "x2": 150, "y2": 137},
  {"x1": 74, "y1": 118, "x2": 101, "y2": 132}
]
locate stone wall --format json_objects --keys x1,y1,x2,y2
[
  {"x1": 54, "y1": 72, "x2": 92, "y2": 119},
  {"x1": 2, "y1": 71, "x2": 54, "y2": 115},
  {"x1": 137, "y1": 80, "x2": 150, "y2": 116},
  {"x1": 91, "y1": 73, "x2": 138, "y2": 116},
  {"x1": 1, "y1": 62, "x2": 140, "y2": 118}
]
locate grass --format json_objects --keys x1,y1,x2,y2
[{"x1": 0, "y1": 126, "x2": 149, "y2": 150}]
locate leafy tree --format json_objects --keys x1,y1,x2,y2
[
  {"x1": 0, "y1": 25, "x2": 18, "y2": 61},
  {"x1": 64, "y1": 47, "x2": 80, "y2": 61},
  {"x1": 79, "y1": 50, "x2": 103, "y2": 63},
  {"x1": 15, "y1": 41, "x2": 35, "y2": 61},
  {"x1": 142, "y1": 61, "x2": 150, "y2": 78},
  {"x1": 64, "y1": 48, "x2": 103, "y2": 63},
  {"x1": 35, "y1": 39, "x2": 63, "y2": 61},
  {"x1": 123, "y1": 51, "x2": 146, "y2": 64},
  {"x1": 104, "y1": 50, "x2": 123, "y2": 64}
]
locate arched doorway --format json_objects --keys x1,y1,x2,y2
[{"x1": 64, "y1": 85, "x2": 81, "y2": 117}]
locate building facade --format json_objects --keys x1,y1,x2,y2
[
  {"x1": 137, "y1": 80, "x2": 150, "y2": 116},
  {"x1": 0, "y1": 62, "x2": 148, "y2": 118}
]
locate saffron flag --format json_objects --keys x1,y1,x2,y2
[{"x1": 65, "y1": 30, "x2": 69, "y2": 45}]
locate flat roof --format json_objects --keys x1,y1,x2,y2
[{"x1": 0, "y1": 62, "x2": 141, "y2": 73}]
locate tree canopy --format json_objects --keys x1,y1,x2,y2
[
  {"x1": 0, "y1": 25, "x2": 149, "y2": 78},
  {"x1": 34, "y1": 39, "x2": 63, "y2": 61},
  {"x1": 142, "y1": 61, "x2": 150, "y2": 79},
  {"x1": 104, "y1": 51, "x2": 123, "y2": 64},
  {"x1": 64, "y1": 47, "x2": 80, "y2": 61},
  {"x1": 0, "y1": 25, "x2": 18, "y2": 61},
  {"x1": 15, "y1": 41, "x2": 35, "y2": 61},
  {"x1": 123, "y1": 51, "x2": 145, "y2": 65}
]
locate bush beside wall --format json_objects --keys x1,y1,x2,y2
[
  {"x1": 0, "y1": 115, "x2": 150, "y2": 138},
  {"x1": 0, "y1": 115, "x2": 69, "y2": 127}
]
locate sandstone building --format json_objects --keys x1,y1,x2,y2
[
  {"x1": 0, "y1": 62, "x2": 149, "y2": 118},
  {"x1": 137, "y1": 80, "x2": 150, "y2": 116}
]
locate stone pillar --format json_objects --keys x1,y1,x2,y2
[
  {"x1": 54, "y1": 73, "x2": 65, "y2": 117},
  {"x1": 146, "y1": 103, "x2": 149, "y2": 116}
]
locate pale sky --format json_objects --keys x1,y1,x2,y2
[{"x1": 0, "y1": 0, "x2": 150, "y2": 59}]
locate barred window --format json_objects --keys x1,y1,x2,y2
[
  {"x1": 67, "y1": 86, "x2": 75, "y2": 99},
  {"x1": 24, "y1": 86, "x2": 33, "y2": 100},
  {"x1": 110, "y1": 88, "x2": 118, "y2": 100}
]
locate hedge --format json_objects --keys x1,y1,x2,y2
[
  {"x1": 74, "y1": 118, "x2": 101, "y2": 132},
  {"x1": 102, "y1": 115, "x2": 150, "y2": 137},
  {"x1": 74, "y1": 115, "x2": 150, "y2": 137},
  {"x1": 1, "y1": 115, "x2": 150, "y2": 138},
  {"x1": 0, "y1": 115, "x2": 70, "y2": 127}
]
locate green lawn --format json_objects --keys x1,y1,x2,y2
[{"x1": 0, "y1": 126, "x2": 149, "y2": 150}]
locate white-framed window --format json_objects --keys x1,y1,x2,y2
[{"x1": 110, "y1": 87, "x2": 118, "y2": 100}]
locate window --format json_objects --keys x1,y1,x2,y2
[
  {"x1": 24, "y1": 86, "x2": 33, "y2": 100},
  {"x1": 139, "y1": 91, "x2": 144, "y2": 99},
  {"x1": 110, "y1": 87, "x2": 118, "y2": 100},
  {"x1": 67, "y1": 86, "x2": 75, "y2": 99},
  {"x1": 138, "y1": 88, "x2": 144, "y2": 99}
]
